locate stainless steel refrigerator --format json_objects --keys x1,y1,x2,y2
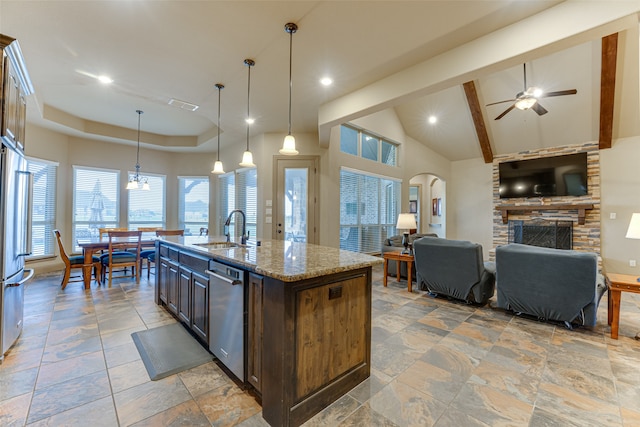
[{"x1": 0, "y1": 139, "x2": 33, "y2": 362}]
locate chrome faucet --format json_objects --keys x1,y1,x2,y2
[{"x1": 224, "y1": 209, "x2": 248, "y2": 245}]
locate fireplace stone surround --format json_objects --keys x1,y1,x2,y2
[{"x1": 492, "y1": 142, "x2": 601, "y2": 262}]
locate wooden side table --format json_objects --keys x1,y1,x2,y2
[
  {"x1": 383, "y1": 251, "x2": 414, "y2": 292},
  {"x1": 606, "y1": 273, "x2": 640, "y2": 339}
]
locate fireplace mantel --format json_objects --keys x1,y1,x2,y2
[{"x1": 496, "y1": 203, "x2": 595, "y2": 225}]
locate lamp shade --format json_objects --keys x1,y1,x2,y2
[
  {"x1": 396, "y1": 213, "x2": 417, "y2": 230},
  {"x1": 626, "y1": 213, "x2": 640, "y2": 239},
  {"x1": 239, "y1": 150, "x2": 255, "y2": 168},
  {"x1": 280, "y1": 134, "x2": 298, "y2": 155}
]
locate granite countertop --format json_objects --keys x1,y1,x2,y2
[{"x1": 157, "y1": 235, "x2": 382, "y2": 282}]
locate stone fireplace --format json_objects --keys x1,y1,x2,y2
[{"x1": 492, "y1": 142, "x2": 601, "y2": 261}]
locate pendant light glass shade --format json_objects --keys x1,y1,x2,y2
[
  {"x1": 280, "y1": 23, "x2": 299, "y2": 156},
  {"x1": 127, "y1": 110, "x2": 150, "y2": 190},
  {"x1": 239, "y1": 59, "x2": 256, "y2": 168},
  {"x1": 212, "y1": 83, "x2": 226, "y2": 174},
  {"x1": 240, "y1": 150, "x2": 255, "y2": 168}
]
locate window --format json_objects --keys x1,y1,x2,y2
[
  {"x1": 340, "y1": 168, "x2": 400, "y2": 254},
  {"x1": 72, "y1": 166, "x2": 119, "y2": 252},
  {"x1": 128, "y1": 173, "x2": 166, "y2": 230},
  {"x1": 178, "y1": 177, "x2": 209, "y2": 236},
  {"x1": 218, "y1": 168, "x2": 257, "y2": 240},
  {"x1": 339, "y1": 124, "x2": 398, "y2": 166},
  {"x1": 27, "y1": 158, "x2": 57, "y2": 258}
]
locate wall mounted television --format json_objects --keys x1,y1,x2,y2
[{"x1": 498, "y1": 152, "x2": 588, "y2": 199}]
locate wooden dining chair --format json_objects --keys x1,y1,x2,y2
[
  {"x1": 137, "y1": 227, "x2": 161, "y2": 275},
  {"x1": 100, "y1": 230, "x2": 142, "y2": 287},
  {"x1": 53, "y1": 229, "x2": 101, "y2": 289},
  {"x1": 98, "y1": 227, "x2": 127, "y2": 240},
  {"x1": 147, "y1": 229, "x2": 184, "y2": 279}
]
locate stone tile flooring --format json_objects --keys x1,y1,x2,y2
[{"x1": 1, "y1": 265, "x2": 640, "y2": 426}]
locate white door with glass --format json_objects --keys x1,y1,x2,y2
[{"x1": 274, "y1": 157, "x2": 318, "y2": 244}]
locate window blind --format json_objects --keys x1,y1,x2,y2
[
  {"x1": 178, "y1": 176, "x2": 209, "y2": 235},
  {"x1": 72, "y1": 166, "x2": 119, "y2": 252},
  {"x1": 27, "y1": 158, "x2": 57, "y2": 258},
  {"x1": 128, "y1": 173, "x2": 166, "y2": 230},
  {"x1": 340, "y1": 168, "x2": 400, "y2": 254},
  {"x1": 218, "y1": 169, "x2": 257, "y2": 240}
]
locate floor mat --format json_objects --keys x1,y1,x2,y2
[{"x1": 132, "y1": 323, "x2": 212, "y2": 380}]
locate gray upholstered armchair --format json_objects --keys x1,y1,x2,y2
[
  {"x1": 413, "y1": 236, "x2": 495, "y2": 305},
  {"x1": 381, "y1": 233, "x2": 436, "y2": 279},
  {"x1": 495, "y1": 243, "x2": 606, "y2": 328}
]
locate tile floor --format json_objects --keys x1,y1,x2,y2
[{"x1": 1, "y1": 265, "x2": 640, "y2": 426}]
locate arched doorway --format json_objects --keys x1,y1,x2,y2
[{"x1": 410, "y1": 173, "x2": 446, "y2": 237}]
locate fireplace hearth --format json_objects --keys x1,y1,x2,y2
[{"x1": 508, "y1": 220, "x2": 573, "y2": 250}]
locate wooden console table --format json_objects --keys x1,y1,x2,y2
[
  {"x1": 606, "y1": 272, "x2": 640, "y2": 339},
  {"x1": 496, "y1": 203, "x2": 594, "y2": 225}
]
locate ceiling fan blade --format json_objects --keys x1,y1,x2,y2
[
  {"x1": 486, "y1": 98, "x2": 516, "y2": 107},
  {"x1": 541, "y1": 89, "x2": 577, "y2": 98},
  {"x1": 531, "y1": 102, "x2": 548, "y2": 116},
  {"x1": 495, "y1": 104, "x2": 516, "y2": 120}
]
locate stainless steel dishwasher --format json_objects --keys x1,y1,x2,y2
[{"x1": 206, "y1": 260, "x2": 246, "y2": 382}]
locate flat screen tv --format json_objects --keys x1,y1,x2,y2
[{"x1": 498, "y1": 152, "x2": 588, "y2": 199}]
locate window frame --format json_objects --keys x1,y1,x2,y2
[
  {"x1": 178, "y1": 176, "x2": 210, "y2": 236},
  {"x1": 339, "y1": 124, "x2": 398, "y2": 166},
  {"x1": 26, "y1": 157, "x2": 58, "y2": 260},
  {"x1": 127, "y1": 171, "x2": 167, "y2": 230}
]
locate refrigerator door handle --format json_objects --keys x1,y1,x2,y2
[
  {"x1": 5, "y1": 268, "x2": 34, "y2": 288},
  {"x1": 16, "y1": 170, "x2": 33, "y2": 257}
]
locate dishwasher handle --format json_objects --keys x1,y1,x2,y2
[{"x1": 205, "y1": 269, "x2": 243, "y2": 285}]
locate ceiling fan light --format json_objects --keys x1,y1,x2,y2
[
  {"x1": 280, "y1": 134, "x2": 298, "y2": 155},
  {"x1": 212, "y1": 160, "x2": 225, "y2": 174},
  {"x1": 531, "y1": 87, "x2": 543, "y2": 98},
  {"x1": 515, "y1": 96, "x2": 537, "y2": 110},
  {"x1": 239, "y1": 150, "x2": 256, "y2": 168}
]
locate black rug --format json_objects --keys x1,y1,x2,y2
[{"x1": 132, "y1": 323, "x2": 212, "y2": 380}]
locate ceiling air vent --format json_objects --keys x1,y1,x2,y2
[{"x1": 168, "y1": 98, "x2": 199, "y2": 112}]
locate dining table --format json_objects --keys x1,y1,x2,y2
[{"x1": 76, "y1": 237, "x2": 156, "y2": 289}]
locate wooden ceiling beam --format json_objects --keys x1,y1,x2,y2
[
  {"x1": 463, "y1": 80, "x2": 493, "y2": 163},
  {"x1": 599, "y1": 32, "x2": 618, "y2": 149}
]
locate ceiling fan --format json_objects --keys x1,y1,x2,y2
[{"x1": 486, "y1": 64, "x2": 577, "y2": 120}]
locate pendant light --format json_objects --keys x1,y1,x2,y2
[
  {"x1": 126, "y1": 110, "x2": 150, "y2": 190},
  {"x1": 280, "y1": 22, "x2": 299, "y2": 155},
  {"x1": 239, "y1": 59, "x2": 256, "y2": 168},
  {"x1": 212, "y1": 83, "x2": 226, "y2": 174}
]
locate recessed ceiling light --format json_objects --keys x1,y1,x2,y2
[
  {"x1": 97, "y1": 75, "x2": 113, "y2": 84},
  {"x1": 320, "y1": 77, "x2": 333, "y2": 86},
  {"x1": 245, "y1": 118, "x2": 255, "y2": 124},
  {"x1": 428, "y1": 115, "x2": 437, "y2": 124}
]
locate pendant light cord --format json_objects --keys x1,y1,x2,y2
[
  {"x1": 135, "y1": 109, "x2": 143, "y2": 175},
  {"x1": 246, "y1": 60, "x2": 252, "y2": 150},
  {"x1": 287, "y1": 27, "x2": 293, "y2": 135},
  {"x1": 215, "y1": 84, "x2": 224, "y2": 161}
]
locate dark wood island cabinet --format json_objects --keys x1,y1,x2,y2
[{"x1": 154, "y1": 236, "x2": 381, "y2": 427}]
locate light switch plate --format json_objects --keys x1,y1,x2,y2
[
  {"x1": 610, "y1": 212, "x2": 616, "y2": 220},
  {"x1": 266, "y1": 216, "x2": 272, "y2": 224},
  {"x1": 266, "y1": 208, "x2": 272, "y2": 215},
  {"x1": 266, "y1": 199, "x2": 272, "y2": 207}
]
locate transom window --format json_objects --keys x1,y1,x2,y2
[{"x1": 340, "y1": 124, "x2": 398, "y2": 166}]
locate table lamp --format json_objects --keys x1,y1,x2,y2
[
  {"x1": 625, "y1": 212, "x2": 640, "y2": 282},
  {"x1": 396, "y1": 213, "x2": 417, "y2": 255}
]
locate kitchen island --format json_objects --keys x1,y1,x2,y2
[{"x1": 153, "y1": 236, "x2": 382, "y2": 427}]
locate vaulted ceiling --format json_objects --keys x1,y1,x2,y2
[{"x1": 1, "y1": 1, "x2": 639, "y2": 161}]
